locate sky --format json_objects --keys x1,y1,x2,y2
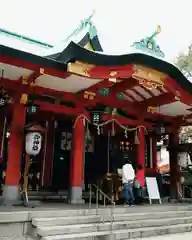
[{"x1": 0, "y1": 0, "x2": 192, "y2": 61}]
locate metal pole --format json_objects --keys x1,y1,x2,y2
[
  {"x1": 89, "y1": 184, "x2": 92, "y2": 208},
  {"x1": 107, "y1": 131, "x2": 110, "y2": 173},
  {"x1": 96, "y1": 188, "x2": 99, "y2": 211}
]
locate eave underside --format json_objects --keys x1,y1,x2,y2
[{"x1": 0, "y1": 45, "x2": 192, "y2": 127}]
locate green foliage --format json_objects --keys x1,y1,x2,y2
[
  {"x1": 180, "y1": 126, "x2": 192, "y2": 142},
  {"x1": 175, "y1": 44, "x2": 192, "y2": 78},
  {"x1": 175, "y1": 45, "x2": 192, "y2": 139}
]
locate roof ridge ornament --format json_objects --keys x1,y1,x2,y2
[
  {"x1": 65, "y1": 10, "x2": 97, "y2": 42},
  {"x1": 83, "y1": 10, "x2": 95, "y2": 25},
  {"x1": 132, "y1": 25, "x2": 165, "y2": 58}
]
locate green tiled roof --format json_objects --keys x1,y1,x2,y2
[
  {"x1": 0, "y1": 12, "x2": 97, "y2": 50},
  {"x1": 0, "y1": 28, "x2": 53, "y2": 48}
]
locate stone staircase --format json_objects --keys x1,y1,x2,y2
[{"x1": 31, "y1": 206, "x2": 192, "y2": 240}]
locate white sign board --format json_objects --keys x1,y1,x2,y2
[{"x1": 145, "y1": 177, "x2": 162, "y2": 204}]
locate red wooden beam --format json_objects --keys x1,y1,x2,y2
[
  {"x1": 164, "y1": 77, "x2": 192, "y2": 104},
  {"x1": 83, "y1": 80, "x2": 114, "y2": 93},
  {"x1": 1, "y1": 78, "x2": 81, "y2": 103},
  {"x1": 0, "y1": 55, "x2": 69, "y2": 79},
  {"x1": 35, "y1": 100, "x2": 89, "y2": 118},
  {"x1": 131, "y1": 88, "x2": 145, "y2": 101},
  {"x1": 87, "y1": 64, "x2": 134, "y2": 79},
  {"x1": 26, "y1": 70, "x2": 43, "y2": 84},
  {"x1": 123, "y1": 91, "x2": 135, "y2": 101},
  {"x1": 139, "y1": 85, "x2": 155, "y2": 97},
  {"x1": 36, "y1": 100, "x2": 154, "y2": 128},
  {"x1": 1, "y1": 77, "x2": 174, "y2": 122},
  {"x1": 78, "y1": 80, "x2": 114, "y2": 99},
  {"x1": 109, "y1": 78, "x2": 137, "y2": 97},
  {"x1": 140, "y1": 93, "x2": 176, "y2": 106}
]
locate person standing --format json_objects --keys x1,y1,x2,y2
[{"x1": 122, "y1": 160, "x2": 135, "y2": 206}]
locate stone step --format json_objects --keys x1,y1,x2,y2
[
  {"x1": 32, "y1": 215, "x2": 101, "y2": 227},
  {"x1": 41, "y1": 223, "x2": 192, "y2": 240},
  {"x1": 37, "y1": 216, "x2": 192, "y2": 237},
  {"x1": 32, "y1": 210, "x2": 192, "y2": 227},
  {"x1": 30, "y1": 205, "x2": 192, "y2": 219}
]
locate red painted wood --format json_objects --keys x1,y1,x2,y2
[
  {"x1": 110, "y1": 78, "x2": 137, "y2": 97},
  {"x1": 136, "y1": 127, "x2": 145, "y2": 168},
  {"x1": 152, "y1": 137, "x2": 158, "y2": 169},
  {"x1": 87, "y1": 64, "x2": 134, "y2": 79},
  {"x1": 165, "y1": 77, "x2": 192, "y2": 104},
  {"x1": 79, "y1": 80, "x2": 114, "y2": 94},
  {"x1": 5, "y1": 102, "x2": 26, "y2": 185},
  {"x1": 0, "y1": 55, "x2": 69, "y2": 79},
  {"x1": 70, "y1": 117, "x2": 84, "y2": 186},
  {"x1": 140, "y1": 92, "x2": 176, "y2": 106},
  {"x1": 35, "y1": 100, "x2": 89, "y2": 117}
]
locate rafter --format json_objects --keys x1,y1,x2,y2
[
  {"x1": 0, "y1": 55, "x2": 69, "y2": 79},
  {"x1": 139, "y1": 85, "x2": 155, "y2": 97},
  {"x1": 165, "y1": 77, "x2": 192, "y2": 104},
  {"x1": 131, "y1": 87, "x2": 146, "y2": 101},
  {"x1": 1, "y1": 77, "x2": 174, "y2": 122},
  {"x1": 140, "y1": 92, "x2": 176, "y2": 106},
  {"x1": 123, "y1": 91, "x2": 136, "y2": 101},
  {"x1": 78, "y1": 79, "x2": 114, "y2": 96},
  {"x1": 25, "y1": 69, "x2": 44, "y2": 84},
  {"x1": 109, "y1": 78, "x2": 137, "y2": 97}
]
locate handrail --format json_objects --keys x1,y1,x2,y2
[
  {"x1": 88, "y1": 183, "x2": 115, "y2": 208},
  {"x1": 183, "y1": 185, "x2": 192, "y2": 198},
  {"x1": 88, "y1": 183, "x2": 115, "y2": 232}
]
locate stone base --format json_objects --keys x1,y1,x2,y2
[
  {"x1": 68, "y1": 186, "x2": 85, "y2": 204},
  {"x1": 2, "y1": 185, "x2": 21, "y2": 206}
]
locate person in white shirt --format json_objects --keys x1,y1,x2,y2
[{"x1": 122, "y1": 160, "x2": 135, "y2": 205}]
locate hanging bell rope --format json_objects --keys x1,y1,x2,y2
[{"x1": 134, "y1": 129, "x2": 140, "y2": 145}]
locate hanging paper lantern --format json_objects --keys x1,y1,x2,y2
[{"x1": 25, "y1": 132, "x2": 42, "y2": 156}]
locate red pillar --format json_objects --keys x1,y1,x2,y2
[
  {"x1": 137, "y1": 127, "x2": 145, "y2": 168},
  {"x1": 69, "y1": 117, "x2": 85, "y2": 204},
  {"x1": 169, "y1": 129, "x2": 180, "y2": 199},
  {"x1": 152, "y1": 137, "x2": 158, "y2": 169},
  {"x1": 43, "y1": 119, "x2": 55, "y2": 188},
  {"x1": 3, "y1": 103, "x2": 26, "y2": 202}
]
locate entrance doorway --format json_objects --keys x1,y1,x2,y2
[{"x1": 51, "y1": 120, "x2": 72, "y2": 191}]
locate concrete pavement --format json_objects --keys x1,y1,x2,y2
[{"x1": 136, "y1": 232, "x2": 192, "y2": 239}]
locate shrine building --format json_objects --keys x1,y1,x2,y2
[{"x1": 0, "y1": 14, "x2": 192, "y2": 204}]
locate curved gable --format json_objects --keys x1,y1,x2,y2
[{"x1": 62, "y1": 42, "x2": 192, "y2": 95}]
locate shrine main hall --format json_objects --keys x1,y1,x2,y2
[{"x1": 0, "y1": 16, "x2": 192, "y2": 204}]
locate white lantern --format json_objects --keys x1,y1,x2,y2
[{"x1": 25, "y1": 132, "x2": 42, "y2": 156}]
